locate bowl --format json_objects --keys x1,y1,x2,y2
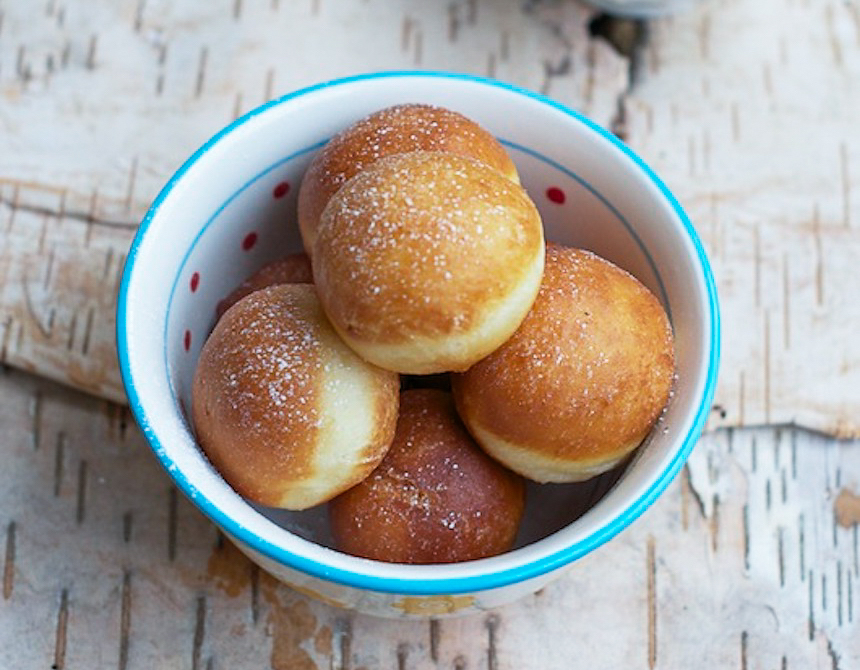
[{"x1": 117, "y1": 71, "x2": 719, "y2": 618}]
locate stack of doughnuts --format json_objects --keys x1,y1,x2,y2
[{"x1": 192, "y1": 103, "x2": 675, "y2": 564}]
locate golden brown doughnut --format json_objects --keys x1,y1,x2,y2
[
  {"x1": 297, "y1": 103, "x2": 519, "y2": 255},
  {"x1": 452, "y1": 244, "x2": 675, "y2": 483},
  {"x1": 313, "y1": 151, "x2": 545, "y2": 375},
  {"x1": 192, "y1": 284, "x2": 399, "y2": 509},
  {"x1": 328, "y1": 389, "x2": 525, "y2": 564},
  {"x1": 215, "y1": 253, "x2": 313, "y2": 320}
]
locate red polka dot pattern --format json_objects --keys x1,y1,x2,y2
[
  {"x1": 190, "y1": 272, "x2": 200, "y2": 292},
  {"x1": 546, "y1": 186, "x2": 566, "y2": 204},
  {"x1": 273, "y1": 181, "x2": 290, "y2": 198},
  {"x1": 242, "y1": 232, "x2": 258, "y2": 251}
]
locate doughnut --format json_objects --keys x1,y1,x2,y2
[
  {"x1": 328, "y1": 389, "x2": 525, "y2": 564},
  {"x1": 313, "y1": 150, "x2": 545, "y2": 374},
  {"x1": 215, "y1": 252, "x2": 313, "y2": 320},
  {"x1": 192, "y1": 284, "x2": 400, "y2": 509},
  {"x1": 297, "y1": 103, "x2": 519, "y2": 255},
  {"x1": 452, "y1": 243, "x2": 675, "y2": 483}
]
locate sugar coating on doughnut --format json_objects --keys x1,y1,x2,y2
[
  {"x1": 313, "y1": 150, "x2": 545, "y2": 374},
  {"x1": 192, "y1": 284, "x2": 399, "y2": 509},
  {"x1": 329, "y1": 389, "x2": 525, "y2": 564},
  {"x1": 297, "y1": 103, "x2": 519, "y2": 255},
  {"x1": 453, "y1": 244, "x2": 675, "y2": 483}
]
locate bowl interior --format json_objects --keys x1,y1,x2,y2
[{"x1": 120, "y1": 73, "x2": 717, "y2": 594}]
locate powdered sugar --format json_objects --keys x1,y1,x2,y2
[
  {"x1": 315, "y1": 151, "x2": 542, "y2": 339},
  {"x1": 205, "y1": 286, "x2": 323, "y2": 436}
]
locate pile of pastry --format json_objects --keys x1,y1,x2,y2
[{"x1": 192, "y1": 104, "x2": 675, "y2": 564}]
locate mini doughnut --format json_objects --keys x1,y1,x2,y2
[
  {"x1": 313, "y1": 151, "x2": 545, "y2": 374},
  {"x1": 215, "y1": 252, "x2": 313, "y2": 320},
  {"x1": 452, "y1": 244, "x2": 675, "y2": 483},
  {"x1": 192, "y1": 284, "x2": 400, "y2": 509},
  {"x1": 297, "y1": 103, "x2": 519, "y2": 254},
  {"x1": 329, "y1": 389, "x2": 525, "y2": 564}
]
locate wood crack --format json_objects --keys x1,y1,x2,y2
[
  {"x1": 0, "y1": 196, "x2": 138, "y2": 231},
  {"x1": 3, "y1": 521, "x2": 15, "y2": 600},
  {"x1": 588, "y1": 15, "x2": 648, "y2": 139},
  {"x1": 683, "y1": 464, "x2": 708, "y2": 520},
  {"x1": 429, "y1": 618, "x2": 440, "y2": 663},
  {"x1": 119, "y1": 570, "x2": 131, "y2": 670},
  {"x1": 485, "y1": 613, "x2": 499, "y2": 670},
  {"x1": 647, "y1": 535, "x2": 657, "y2": 669},
  {"x1": 192, "y1": 595, "x2": 207, "y2": 670},
  {"x1": 53, "y1": 588, "x2": 69, "y2": 670}
]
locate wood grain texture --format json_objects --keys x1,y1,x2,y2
[
  {"x1": 0, "y1": 368, "x2": 856, "y2": 667},
  {"x1": 623, "y1": 0, "x2": 860, "y2": 436}
]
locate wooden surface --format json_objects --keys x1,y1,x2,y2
[{"x1": 1, "y1": 0, "x2": 859, "y2": 667}]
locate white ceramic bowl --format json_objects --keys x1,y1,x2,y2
[{"x1": 117, "y1": 71, "x2": 719, "y2": 618}]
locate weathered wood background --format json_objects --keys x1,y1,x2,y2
[{"x1": 1, "y1": 0, "x2": 858, "y2": 667}]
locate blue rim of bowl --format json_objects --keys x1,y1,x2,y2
[{"x1": 117, "y1": 70, "x2": 720, "y2": 596}]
